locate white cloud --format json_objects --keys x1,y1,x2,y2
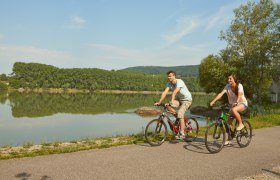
[
  {"x1": 0, "y1": 40, "x2": 223, "y2": 74},
  {"x1": 88, "y1": 43, "x2": 214, "y2": 69},
  {"x1": 64, "y1": 16, "x2": 86, "y2": 29},
  {"x1": 205, "y1": 4, "x2": 237, "y2": 31},
  {"x1": 161, "y1": 1, "x2": 243, "y2": 47},
  {"x1": 72, "y1": 16, "x2": 86, "y2": 24},
  {"x1": 162, "y1": 16, "x2": 199, "y2": 45},
  {"x1": 0, "y1": 44, "x2": 76, "y2": 74}
]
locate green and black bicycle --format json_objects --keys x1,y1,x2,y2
[{"x1": 204, "y1": 104, "x2": 253, "y2": 154}]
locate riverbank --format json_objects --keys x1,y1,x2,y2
[
  {"x1": 1, "y1": 111, "x2": 279, "y2": 160},
  {"x1": 4, "y1": 87, "x2": 214, "y2": 95}
]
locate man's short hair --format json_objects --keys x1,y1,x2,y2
[{"x1": 167, "y1": 70, "x2": 176, "y2": 76}]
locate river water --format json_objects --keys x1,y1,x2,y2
[{"x1": 0, "y1": 92, "x2": 213, "y2": 146}]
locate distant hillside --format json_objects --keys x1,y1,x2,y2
[
  {"x1": 122, "y1": 65, "x2": 199, "y2": 77},
  {"x1": 9, "y1": 62, "x2": 204, "y2": 92}
]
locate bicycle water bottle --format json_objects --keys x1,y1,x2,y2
[
  {"x1": 220, "y1": 111, "x2": 227, "y2": 122},
  {"x1": 221, "y1": 111, "x2": 229, "y2": 134}
]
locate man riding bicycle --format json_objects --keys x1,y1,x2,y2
[{"x1": 154, "y1": 70, "x2": 192, "y2": 140}]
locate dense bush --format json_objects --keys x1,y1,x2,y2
[{"x1": 0, "y1": 81, "x2": 8, "y2": 91}]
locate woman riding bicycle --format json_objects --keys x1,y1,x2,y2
[{"x1": 210, "y1": 73, "x2": 248, "y2": 143}]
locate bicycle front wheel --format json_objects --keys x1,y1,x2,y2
[
  {"x1": 205, "y1": 122, "x2": 226, "y2": 153},
  {"x1": 236, "y1": 119, "x2": 252, "y2": 147},
  {"x1": 184, "y1": 118, "x2": 199, "y2": 142},
  {"x1": 144, "y1": 119, "x2": 168, "y2": 146}
]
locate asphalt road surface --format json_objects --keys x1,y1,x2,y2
[{"x1": 0, "y1": 126, "x2": 279, "y2": 180}]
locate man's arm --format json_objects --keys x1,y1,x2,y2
[
  {"x1": 170, "y1": 87, "x2": 180, "y2": 102},
  {"x1": 154, "y1": 87, "x2": 169, "y2": 105}
]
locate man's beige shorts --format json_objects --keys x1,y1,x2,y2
[{"x1": 170, "y1": 100, "x2": 192, "y2": 119}]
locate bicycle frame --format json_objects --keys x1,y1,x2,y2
[
  {"x1": 158, "y1": 105, "x2": 192, "y2": 134},
  {"x1": 205, "y1": 104, "x2": 252, "y2": 153},
  {"x1": 219, "y1": 109, "x2": 240, "y2": 139}
]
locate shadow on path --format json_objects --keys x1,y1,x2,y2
[
  {"x1": 262, "y1": 168, "x2": 280, "y2": 177},
  {"x1": 15, "y1": 172, "x2": 52, "y2": 180}
]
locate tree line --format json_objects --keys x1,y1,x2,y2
[
  {"x1": 122, "y1": 65, "x2": 199, "y2": 77},
  {"x1": 8, "y1": 62, "x2": 203, "y2": 92}
]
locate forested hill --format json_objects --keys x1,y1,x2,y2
[
  {"x1": 122, "y1": 65, "x2": 199, "y2": 77},
  {"x1": 9, "y1": 62, "x2": 203, "y2": 92}
]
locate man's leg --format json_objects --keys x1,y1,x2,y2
[
  {"x1": 166, "y1": 105, "x2": 176, "y2": 115},
  {"x1": 177, "y1": 101, "x2": 192, "y2": 137}
]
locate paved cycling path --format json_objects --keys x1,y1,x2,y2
[{"x1": 0, "y1": 126, "x2": 280, "y2": 180}]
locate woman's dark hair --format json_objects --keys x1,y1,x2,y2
[{"x1": 228, "y1": 73, "x2": 239, "y2": 96}]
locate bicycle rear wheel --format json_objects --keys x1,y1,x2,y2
[
  {"x1": 205, "y1": 121, "x2": 226, "y2": 153},
  {"x1": 184, "y1": 118, "x2": 199, "y2": 142},
  {"x1": 236, "y1": 119, "x2": 252, "y2": 147},
  {"x1": 145, "y1": 119, "x2": 168, "y2": 146}
]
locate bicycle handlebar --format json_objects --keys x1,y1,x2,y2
[
  {"x1": 154, "y1": 101, "x2": 169, "y2": 107},
  {"x1": 154, "y1": 102, "x2": 178, "y2": 117},
  {"x1": 210, "y1": 103, "x2": 231, "y2": 110}
]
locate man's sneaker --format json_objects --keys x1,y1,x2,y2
[
  {"x1": 175, "y1": 133, "x2": 185, "y2": 140},
  {"x1": 224, "y1": 140, "x2": 232, "y2": 145}
]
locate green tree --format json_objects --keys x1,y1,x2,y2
[
  {"x1": 271, "y1": 65, "x2": 280, "y2": 95},
  {"x1": 0, "y1": 74, "x2": 8, "y2": 81},
  {"x1": 0, "y1": 81, "x2": 8, "y2": 91},
  {"x1": 219, "y1": 0, "x2": 280, "y2": 101},
  {"x1": 199, "y1": 55, "x2": 233, "y2": 94}
]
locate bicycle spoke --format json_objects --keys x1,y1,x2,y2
[
  {"x1": 236, "y1": 120, "x2": 252, "y2": 147},
  {"x1": 184, "y1": 118, "x2": 199, "y2": 142},
  {"x1": 145, "y1": 119, "x2": 167, "y2": 146},
  {"x1": 205, "y1": 123, "x2": 225, "y2": 153}
]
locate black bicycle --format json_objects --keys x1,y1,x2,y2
[
  {"x1": 145, "y1": 103, "x2": 199, "y2": 146},
  {"x1": 204, "y1": 104, "x2": 252, "y2": 153}
]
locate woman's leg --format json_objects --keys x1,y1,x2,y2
[{"x1": 231, "y1": 104, "x2": 245, "y2": 130}]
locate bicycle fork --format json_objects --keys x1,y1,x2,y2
[
  {"x1": 155, "y1": 119, "x2": 164, "y2": 134},
  {"x1": 225, "y1": 123, "x2": 235, "y2": 140},
  {"x1": 212, "y1": 124, "x2": 223, "y2": 139}
]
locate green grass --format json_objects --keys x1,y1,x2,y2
[
  {"x1": 0, "y1": 135, "x2": 145, "y2": 160},
  {"x1": 248, "y1": 114, "x2": 280, "y2": 129}
]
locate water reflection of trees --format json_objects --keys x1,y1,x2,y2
[
  {"x1": 0, "y1": 91, "x2": 7, "y2": 104},
  {"x1": 7, "y1": 92, "x2": 159, "y2": 117},
  {"x1": 5, "y1": 92, "x2": 213, "y2": 118}
]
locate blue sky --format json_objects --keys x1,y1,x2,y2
[{"x1": 0, "y1": 0, "x2": 278, "y2": 74}]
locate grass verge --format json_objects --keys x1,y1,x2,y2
[{"x1": 0, "y1": 135, "x2": 145, "y2": 160}]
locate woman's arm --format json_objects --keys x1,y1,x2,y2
[
  {"x1": 210, "y1": 90, "x2": 226, "y2": 106},
  {"x1": 235, "y1": 84, "x2": 244, "y2": 105}
]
